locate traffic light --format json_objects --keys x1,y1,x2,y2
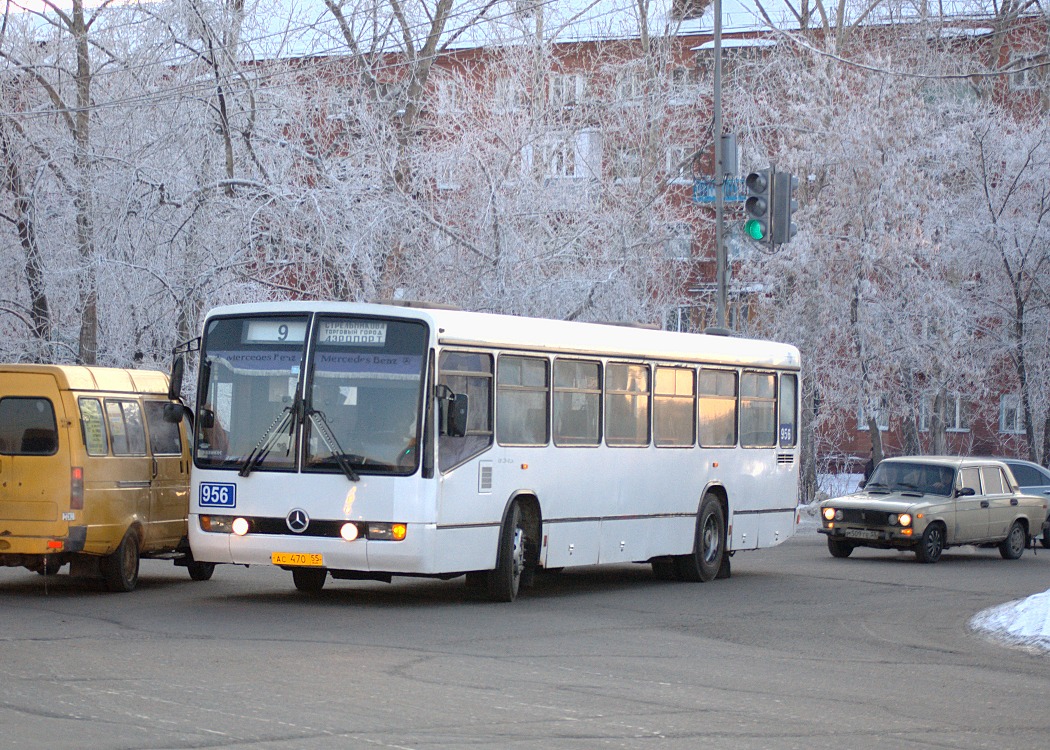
[
  {"x1": 744, "y1": 169, "x2": 772, "y2": 243},
  {"x1": 772, "y1": 171, "x2": 798, "y2": 245}
]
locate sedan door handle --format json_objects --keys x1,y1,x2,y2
[{"x1": 980, "y1": 500, "x2": 989, "y2": 508}]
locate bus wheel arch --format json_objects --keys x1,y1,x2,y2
[{"x1": 676, "y1": 489, "x2": 727, "y2": 583}]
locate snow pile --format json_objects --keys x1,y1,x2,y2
[{"x1": 971, "y1": 589, "x2": 1050, "y2": 652}]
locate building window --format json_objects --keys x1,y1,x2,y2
[
  {"x1": 494, "y1": 77, "x2": 526, "y2": 112},
  {"x1": 549, "y1": 73, "x2": 585, "y2": 108},
  {"x1": 612, "y1": 145, "x2": 642, "y2": 180},
  {"x1": 663, "y1": 223, "x2": 692, "y2": 260},
  {"x1": 615, "y1": 69, "x2": 645, "y2": 102},
  {"x1": 669, "y1": 66, "x2": 698, "y2": 105},
  {"x1": 1000, "y1": 394, "x2": 1023, "y2": 434},
  {"x1": 434, "y1": 78, "x2": 460, "y2": 114},
  {"x1": 918, "y1": 394, "x2": 970, "y2": 432},
  {"x1": 665, "y1": 144, "x2": 693, "y2": 183},
  {"x1": 1009, "y1": 53, "x2": 1042, "y2": 91},
  {"x1": 857, "y1": 394, "x2": 889, "y2": 431}
]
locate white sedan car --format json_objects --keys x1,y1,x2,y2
[{"x1": 818, "y1": 456, "x2": 1048, "y2": 563}]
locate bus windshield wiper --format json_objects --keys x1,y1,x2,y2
[
  {"x1": 238, "y1": 399, "x2": 298, "y2": 478},
  {"x1": 307, "y1": 408, "x2": 360, "y2": 482}
]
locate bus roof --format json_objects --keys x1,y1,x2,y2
[
  {"x1": 206, "y1": 301, "x2": 801, "y2": 371},
  {"x1": 0, "y1": 364, "x2": 170, "y2": 394}
]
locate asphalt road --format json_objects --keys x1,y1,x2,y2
[{"x1": 1, "y1": 527, "x2": 1049, "y2": 750}]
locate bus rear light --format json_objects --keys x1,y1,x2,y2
[
  {"x1": 70, "y1": 467, "x2": 84, "y2": 510},
  {"x1": 47, "y1": 540, "x2": 64, "y2": 550}
]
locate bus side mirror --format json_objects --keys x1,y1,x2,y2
[
  {"x1": 162, "y1": 403, "x2": 188, "y2": 424},
  {"x1": 199, "y1": 408, "x2": 215, "y2": 430},
  {"x1": 168, "y1": 356, "x2": 185, "y2": 401},
  {"x1": 446, "y1": 394, "x2": 469, "y2": 438}
]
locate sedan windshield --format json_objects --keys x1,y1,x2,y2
[{"x1": 867, "y1": 462, "x2": 955, "y2": 497}]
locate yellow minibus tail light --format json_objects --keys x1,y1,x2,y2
[{"x1": 70, "y1": 467, "x2": 84, "y2": 510}]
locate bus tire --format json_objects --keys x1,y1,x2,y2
[
  {"x1": 187, "y1": 561, "x2": 216, "y2": 581},
  {"x1": 676, "y1": 494, "x2": 725, "y2": 583},
  {"x1": 487, "y1": 502, "x2": 526, "y2": 602},
  {"x1": 102, "y1": 530, "x2": 140, "y2": 593},
  {"x1": 292, "y1": 568, "x2": 327, "y2": 593}
]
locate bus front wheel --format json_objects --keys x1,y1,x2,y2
[
  {"x1": 676, "y1": 495, "x2": 726, "y2": 583},
  {"x1": 487, "y1": 503, "x2": 526, "y2": 603}
]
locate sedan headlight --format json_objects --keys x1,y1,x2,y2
[
  {"x1": 898, "y1": 513, "x2": 912, "y2": 527},
  {"x1": 889, "y1": 514, "x2": 898, "y2": 526},
  {"x1": 822, "y1": 507, "x2": 835, "y2": 521}
]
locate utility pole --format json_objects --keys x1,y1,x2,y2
[{"x1": 711, "y1": 0, "x2": 729, "y2": 333}]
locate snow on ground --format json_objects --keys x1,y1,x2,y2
[
  {"x1": 808, "y1": 475, "x2": 1050, "y2": 653},
  {"x1": 971, "y1": 591, "x2": 1050, "y2": 652}
]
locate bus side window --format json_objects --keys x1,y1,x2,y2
[
  {"x1": 606, "y1": 362, "x2": 650, "y2": 447},
  {"x1": 438, "y1": 351, "x2": 494, "y2": 472},
  {"x1": 740, "y1": 372, "x2": 776, "y2": 448},
  {"x1": 497, "y1": 355, "x2": 549, "y2": 446},
  {"x1": 779, "y1": 373, "x2": 798, "y2": 448},
  {"x1": 698, "y1": 369, "x2": 737, "y2": 447}
]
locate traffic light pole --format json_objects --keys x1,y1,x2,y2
[{"x1": 712, "y1": 0, "x2": 727, "y2": 332}]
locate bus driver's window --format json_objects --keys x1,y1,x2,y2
[{"x1": 438, "y1": 351, "x2": 493, "y2": 472}]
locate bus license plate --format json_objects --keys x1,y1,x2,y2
[
  {"x1": 272, "y1": 552, "x2": 324, "y2": 567},
  {"x1": 845, "y1": 529, "x2": 878, "y2": 540}
]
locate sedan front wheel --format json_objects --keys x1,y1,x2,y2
[{"x1": 915, "y1": 524, "x2": 944, "y2": 564}]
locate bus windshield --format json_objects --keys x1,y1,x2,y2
[
  {"x1": 196, "y1": 315, "x2": 310, "y2": 470},
  {"x1": 194, "y1": 313, "x2": 428, "y2": 475},
  {"x1": 304, "y1": 315, "x2": 427, "y2": 474}
]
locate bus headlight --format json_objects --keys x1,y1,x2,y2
[
  {"x1": 340, "y1": 522, "x2": 360, "y2": 542},
  {"x1": 232, "y1": 517, "x2": 250, "y2": 536}
]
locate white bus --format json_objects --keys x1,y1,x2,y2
[{"x1": 178, "y1": 301, "x2": 801, "y2": 601}]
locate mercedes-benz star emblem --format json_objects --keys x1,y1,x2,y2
[{"x1": 286, "y1": 509, "x2": 310, "y2": 533}]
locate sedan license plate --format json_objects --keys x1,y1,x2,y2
[
  {"x1": 844, "y1": 529, "x2": 879, "y2": 540},
  {"x1": 272, "y1": 552, "x2": 324, "y2": 567}
]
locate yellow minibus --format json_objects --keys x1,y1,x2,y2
[{"x1": 0, "y1": 364, "x2": 213, "y2": 591}]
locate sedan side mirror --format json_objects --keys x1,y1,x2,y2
[{"x1": 956, "y1": 487, "x2": 976, "y2": 497}]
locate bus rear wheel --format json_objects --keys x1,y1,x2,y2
[
  {"x1": 676, "y1": 495, "x2": 726, "y2": 583},
  {"x1": 292, "y1": 568, "x2": 327, "y2": 593}
]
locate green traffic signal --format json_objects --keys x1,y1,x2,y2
[{"x1": 745, "y1": 218, "x2": 766, "y2": 240}]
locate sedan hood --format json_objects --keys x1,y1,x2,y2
[{"x1": 822, "y1": 492, "x2": 935, "y2": 513}]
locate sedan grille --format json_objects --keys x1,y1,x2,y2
[{"x1": 839, "y1": 508, "x2": 893, "y2": 525}]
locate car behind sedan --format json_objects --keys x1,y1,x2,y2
[
  {"x1": 1000, "y1": 458, "x2": 1050, "y2": 548},
  {"x1": 818, "y1": 456, "x2": 1048, "y2": 563}
]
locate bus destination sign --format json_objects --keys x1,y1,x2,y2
[{"x1": 319, "y1": 320, "x2": 388, "y2": 346}]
